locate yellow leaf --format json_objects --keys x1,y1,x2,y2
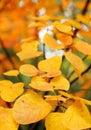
[
  {"x1": 21, "y1": 40, "x2": 39, "y2": 51},
  {"x1": 3, "y1": 70, "x2": 19, "y2": 76},
  {"x1": 0, "y1": 80, "x2": 13, "y2": 92},
  {"x1": 38, "y1": 56, "x2": 62, "y2": 73},
  {"x1": 41, "y1": 70, "x2": 61, "y2": 78},
  {"x1": 53, "y1": 21, "x2": 73, "y2": 35},
  {"x1": 50, "y1": 75, "x2": 70, "y2": 90},
  {"x1": 64, "y1": 51, "x2": 86, "y2": 73},
  {"x1": 45, "y1": 112, "x2": 69, "y2": 130},
  {"x1": 16, "y1": 50, "x2": 42, "y2": 61},
  {"x1": 19, "y1": 64, "x2": 39, "y2": 76},
  {"x1": 0, "y1": 107, "x2": 19, "y2": 130},
  {"x1": 63, "y1": 100, "x2": 91, "y2": 130},
  {"x1": 67, "y1": 19, "x2": 81, "y2": 29},
  {"x1": 74, "y1": 40, "x2": 91, "y2": 55},
  {"x1": 1, "y1": 82, "x2": 24, "y2": 102},
  {"x1": 76, "y1": 14, "x2": 90, "y2": 25},
  {"x1": 44, "y1": 33, "x2": 64, "y2": 50},
  {"x1": 12, "y1": 90, "x2": 52, "y2": 124},
  {"x1": 29, "y1": 76, "x2": 53, "y2": 91}
]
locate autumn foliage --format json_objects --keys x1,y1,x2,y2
[{"x1": 0, "y1": 0, "x2": 91, "y2": 130}]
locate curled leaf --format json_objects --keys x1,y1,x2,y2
[
  {"x1": 19, "y1": 64, "x2": 39, "y2": 77},
  {"x1": 12, "y1": 90, "x2": 52, "y2": 124}
]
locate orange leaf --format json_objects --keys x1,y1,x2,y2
[
  {"x1": 12, "y1": 90, "x2": 52, "y2": 124},
  {"x1": 45, "y1": 112, "x2": 69, "y2": 130},
  {"x1": 1, "y1": 82, "x2": 24, "y2": 102},
  {"x1": 56, "y1": 33, "x2": 72, "y2": 47},
  {"x1": 44, "y1": 33, "x2": 64, "y2": 50},
  {"x1": 29, "y1": 76, "x2": 53, "y2": 91},
  {"x1": 38, "y1": 56, "x2": 62, "y2": 73},
  {"x1": 73, "y1": 40, "x2": 91, "y2": 55},
  {"x1": 3, "y1": 70, "x2": 19, "y2": 76},
  {"x1": 19, "y1": 64, "x2": 39, "y2": 76},
  {"x1": 64, "y1": 51, "x2": 86, "y2": 73},
  {"x1": 62, "y1": 100, "x2": 91, "y2": 130},
  {"x1": 0, "y1": 107, "x2": 19, "y2": 130},
  {"x1": 53, "y1": 21, "x2": 73, "y2": 35},
  {"x1": 50, "y1": 75, "x2": 70, "y2": 90}
]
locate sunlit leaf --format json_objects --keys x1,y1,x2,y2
[
  {"x1": 16, "y1": 50, "x2": 42, "y2": 61},
  {"x1": 3, "y1": 70, "x2": 19, "y2": 76},
  {"x1": 45, "y1": 112, "x2": 69, "y2": 130},
  {"x1": 38, "y1": 56, "x2": 62, "y2": 73},
  {"x1": 29, "y1": 76, "x2": 54, "y2": 91},
  {"x1": 0, "y1": 80, "x2": 13, "y2": 92},
  {"x1": 76, "y1": 14, "x2": 90, "y2": 25},
  {"x1": 50, "y1": 75, "x2": 70, "y2": 90},
  {"x1": 41, "y1": 70, "x2": 61, "y2": 78},
  {"x1": 1, "y1": 82, "x2": 24, "y2": 102},
  {"x1": 64, "y1": 51, "x2": 86, "y2": 73},
  {"x1": 19, "y1": 64, "x2": 39, "y2": 76},
  {"x1": 67, "y1": 19, "x2": 81, "y2": 29},
  {"x1": 21, "y1": 40, "x2": 39, "y2": 51},
  {"x1": 0, "y1": 107, "x2": 19, "y2": 130},
  {"x1": 62, "y1": 100, "x2": 91, "y2": 130},
  {"x1": 56, "y1": 33, "x2": 72, "y2": 47},
  {"x1": 73, "y1": 40, "x2": 91, "y2": 55},
  {"x1": 44, "y1": 33, "x2": 64, "y2": 50},
  {"x1": 12, "y1": 90, "x2": 52, "y2": 124},
  {"x1": 53, "y1": 21, "x2": 73, "y2": 35}
]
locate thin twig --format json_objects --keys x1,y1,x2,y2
[
  {"x1": 0, "y1": 38, "x2": 16, "y2": 69},
  {"x1": 82, "y1": 0, "x2": 90, "y2": 15},
  {"x1": 70, "y1": 64, "x2": 91, "y2": 85}
]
